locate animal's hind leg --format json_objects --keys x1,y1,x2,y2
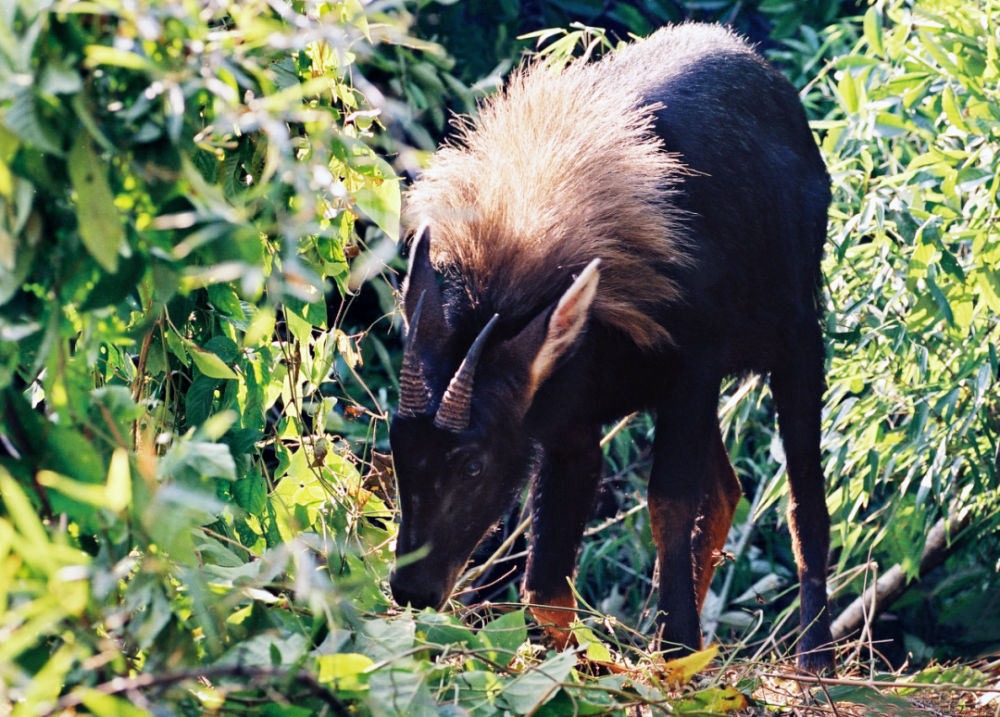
[
  {"x1": 523, "y1": 425, "x2": 603, "y2": 648},
  {"x1": 691, "y1": 424, "x2": 742, "y2": 614},
  {"x1": 769, "y1": 320, "x2": 835, "y2": 673}
]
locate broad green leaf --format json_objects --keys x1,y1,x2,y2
[
  {"x1": 977, "y1": 270, "x2": 1000, "y2": 313},
  {"x1": 207, "y1": 283, "x2": 246, "y2": 319},
  {"x1": 233, "y1": 465, "x2": 267, "y2": 515},
  {"x1": 68, "y1": 133, "x2": 124, "y2": 272},
  {"x1": 355, "y1": 617, "x2": 415, "y2": 662},
  {"x1": 186, "y1": 340, "x2": 238, "y2": 380},
  {"x1": 673, "y1": 685, "x2": 749, "y2": 714},
  {"x1": 480, "y1": 608, "x2": 528, "y2": 656},
  {"x1": 838, "y1": 70, "x2": 858, "y2": 114},
  {"x1": 497, "y1": 650, "x2": 577, "y2": 714},
  {"x1": 165, "y1": 329, "x2": 190, "y2": 366},
  {"x1": 244, "y1": 306, "x2": 276, "y2": 347},
  {"x1": 36, "y1": 470, "x2": 107, "y2": 506},
  {"x1": 368, "y1": 669, "x2": 438, "y2": 717},
  {"x1": 83, "y1": 45, "x2": 157, "y2": 72},
  {"x1": 11, "y1": 643, "x2": 77, "y2": 717},
  {"x1": 157, "y1": 440, "x2": 237, "y2": 483},
  {"x1": 817, "y1": 684, "x2": 925, "y2": 715},
  {"x1": 570, "y1": 622, "x2": 612, "y2": 663},
  {"x1": 353, "y1": 156, "x2": 400, "y2": 241},
  {"x1": 864, "y1": 7, "x2": 883, "y2": 56},
  {"x1": 942, "y1": 86, "x2": 970, "y2": 133},
  {"x1": 317, "y1": 653, "x2": 374, "y2": 690},
  {"x1": 78, "y1": 691, "x2": 155, "y2": 717},
  {"x1": 417, "y1": 611, "x2": 483, "y2": 649},
  {"x1": 106, "y1": 448, "x2": 131, "y2": 513},
  {"x1": 873, "y1": 112, "x2": 908, "y2": 138},
  {"x1": 0, "y1": 467, "x2": 49, "y2": 552},
  {"x1": 2, "y1": 91, "x2": 64, "y2": 155}
]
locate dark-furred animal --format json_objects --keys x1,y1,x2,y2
[{"x1": 389, "y1": 23, "x2": 834, "y2": 672}]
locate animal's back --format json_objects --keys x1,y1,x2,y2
[
  {"x1": 406, "y1": 23, "x2": 828, "y2": 369},
  {"x1": 597, "y1": 24, "x2": 829, "y2": 366}
]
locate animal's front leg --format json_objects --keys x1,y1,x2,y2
[
  {"x1": 647, "y1": 361, "x2": 722, "y2": 656},
  {"x1": 691, "y1": 423, "x2": 743, "y2": 612},
  {"x1": 523, "y1": 425, "x2": 603, "y2": 648}
]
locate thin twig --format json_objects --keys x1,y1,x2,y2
[{"x1": 455, "y1": 516, "x2": 532, "y2": 591}]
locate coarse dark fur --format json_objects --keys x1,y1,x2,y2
[{"x1": 389, "y1": 23, "x2": 835, "y2": 672}]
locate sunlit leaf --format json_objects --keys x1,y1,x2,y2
[
  {"x1": 186, "y1": 340, "x2": 238, "y2": 380},
  {"x1": 68, "y1": 133, "x2": 124, "y2": 272},
  {"x1": 656, "y1": 644, "x2": 718, "y2": 684}
]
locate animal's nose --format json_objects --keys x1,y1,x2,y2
[{"x1": 389, "y1": 572, "x2": 444, "y2": 611}]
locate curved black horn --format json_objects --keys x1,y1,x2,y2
[
  {"x1": 434, "y1": 314, "x2": 500, "y2": 432},
  {"x1": 398, "y1": 291, "x2": 434, "y2": 417}
]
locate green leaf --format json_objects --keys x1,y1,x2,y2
[
  {"x1": 317, "y1": 653, "x2": 374, "y2": 690},
  {"x1": 83, "y1": 45, "x2": 157, "y2": 72},
  {"x1": 673, "y1": 685, "x2": 749, "y2": 714},
  {"x1": 497, "y1": 651, "x2": 577, "y2": 714},
  {"x1": 353, "y1": 156, "x2": 400, "y2": 241},
  {"x1": 480, "y1": 609, "x2": 528, "y2": 657},
  {"x1": 0, "y1": 467, "x2": 51, "y2": 561},
  {"x1": 186, "y1": 377, "x2": 219, "y2": 427},
  {"x1": 838, "y1": 70, "x2": 858, "y2": 114},
  {"x1": 36, "y1": 470, "x2": 107, "y2": 506},
  {"x1": 207, "y1": 284, "x2": 246, "y2": 320},
  {"x1": 78, "y1": 690, "x2": 155, "y2": 717},
  {"x1": 233, "y1": 465, "x2": 267, "y2": 515},
  {"x1": 68, "y1": 134, "x2": 124, "y2": 273},
  {"x1": 79, "y1": 252, "x2": 145, "y2": 311},
  {"x1": 976, "y1": 269, "x2": 1000, "y2": 313},
  {"x1": 2, "y1": 91, "x2": 64, "y2": 156},
  {"x1": 106, "y1": 448, "x2": 131, "y2": 513},
  {"x1": 244, "y1": 306, "x2": 276, "y2": 347},
  {"x1": 864, "y1": 7, "x2": 883, "y2": 56},
  {"x1": 926, "y1": 267, "x2": 955, "y2": 327},
  {"x1": 158, "y1": 440, "x2": 237, "y2": 483},
  {"x1": 417, "y1": 611, "x2": 483, "y2": 649},
  {"x1": 368, "y1": 669, "x2": 438, "y2": 717},
  {"x1": 873, "y1": 112, "x2": 908, "y2": 138},
  {"x1": 817, "y1": 684, "x2": 925, "y2": 716},
  {"x1": 186, "y1": 340, "x2": 238, "y2": 380},
  {"x1": 942, "y1": 86, "x2": 970, "y2": 133},
  {"x1": 355, "y1": 617, "x2": 415, "y2": 662}
]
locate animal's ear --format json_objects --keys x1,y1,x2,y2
[
  {"x1": 402, "y1": 223, "x2": 447, "y2": 338},
  {"x1": 506, "y1": 259, "x2": 600, "y2": 407}
]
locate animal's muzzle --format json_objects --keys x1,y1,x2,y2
[{"x1": 389, "y1": 567, "x2": 447, "y2": 611}]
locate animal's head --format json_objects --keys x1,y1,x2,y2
[{"x1": 388, "y1": 224, "x2": 601, "y2": 611}]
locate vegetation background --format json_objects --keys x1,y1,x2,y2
[{"x1": 0, "y1": 0, "x2": 998, "y2": 714}]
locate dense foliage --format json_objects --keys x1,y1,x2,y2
[{"x1": 0, "y1": 0, "x2": 998, "y2": 715}]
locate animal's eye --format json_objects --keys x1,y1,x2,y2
[{"x1": 463, "y1": 461, "x2": 483, "y2": 478}]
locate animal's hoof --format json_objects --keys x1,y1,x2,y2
[{"x1": 797, "y1": 649, "x2": 836, "y2": 676}]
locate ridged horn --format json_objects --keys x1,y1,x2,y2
[
  {"x1": 434, "y1": 314, "x2": 500, "y2": 432},
  {"x1": 397, "y1": 292, "x2": 434, "y2": 417}
]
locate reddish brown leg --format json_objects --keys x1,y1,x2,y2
[
  {"x1": 523, "y1": 425, "x2": 603, "y2": 648},
  {"x1": 692, "y1": 425, "x2": 743, "y2": 613},
  {"x1": 647, "y1": 360, "x2": 721, "y2": 655}
]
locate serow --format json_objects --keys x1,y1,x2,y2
[{"x1": 388, "y1": 23, "x2": 835, "y2": 673}]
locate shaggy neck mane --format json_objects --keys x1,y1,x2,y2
[{"x1": 405, "y1": 53, "x2": 687, "y2": 348}]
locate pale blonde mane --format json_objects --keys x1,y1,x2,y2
[{"x1": 405, "y1": 46, "x2": 688, "y2": 347}]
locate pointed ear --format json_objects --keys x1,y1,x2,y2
[
  {"x1": 528, "y1": 258, "x2": 600, "y2": 392},
  {"x1": 402, "y1": 223, "x2": 447, "y2": 339}
]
